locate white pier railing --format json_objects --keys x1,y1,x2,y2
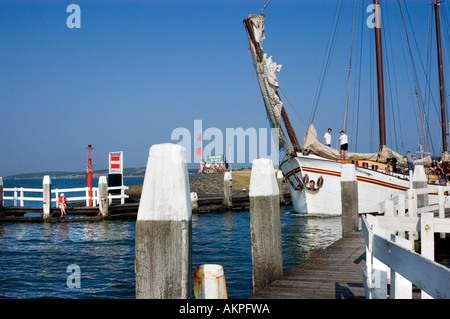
[
  {"x1": 3, "y1": 183, "x2": 129, "y2": 208},
  {"x1": 362, "y1": 186, "x2": 450, "y2": 299}
]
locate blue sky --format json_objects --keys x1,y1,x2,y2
[{"x1": 1, "y1": 0, "x2": 449, "y2": 176}]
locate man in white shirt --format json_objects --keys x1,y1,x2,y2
[
  {"x1": 339, "y1": 130, "x2": 348, "y2": 160},
  {"x1": 323, "y1": 128, "x2": 332, "y2": 147}
]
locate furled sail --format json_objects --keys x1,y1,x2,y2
[
  {"x1": 303, "y1": 123, "x2": 430, "y2": 167},
  {"x1": 244, "y1": 14, "x2": 288, "y2": 150}
]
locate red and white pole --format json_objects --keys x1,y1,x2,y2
[{"x1": 86, "y1": 145, "x2": 96, "y2": 207}]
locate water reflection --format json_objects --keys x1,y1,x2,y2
[{"x1": 0, "y1": 207, "x2": 343, "y2": 299}]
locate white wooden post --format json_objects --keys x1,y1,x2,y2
[
  {"x1": 397, "y1": 193, "x2": 406, "y2": 238},
  {"x1": 276, "y1": 170, "x2": 285, "y2": 205},
  {"x1": 98, "y1": 176, "x2": 108, "y2": 218},
  {"x1": 135, "y1": 143, "x2": 192, "y2": 299},
  {"x1": 223, "y1": 172, "x2": 232, "y2": 209},
  {"x1": 42, "y1": 176, "x2": 52, "y2": 221},
  {"x1": 19, "y1": 188, "x2": 24, "y2": 207},
  {"x1": 194, "y1": 264, "x2": 228, "y2": 299},
  {"x1": 390, "y1": 234, "x2": 413, "y2": 299},
  {"x1": 13, "y1": 187, "x2": 17, "y2": 206},
  {"x1": 420, "y1": 212, "x2": 434, "y2": 299},
  {"x1": 249, "y1": 158, "x2": 282, "y2": 293},
  {"x1": 413, "y1": 166, "x2": 428, "y2": 208},
  {"x1": 191, "y1": 192, "x2": 198, "y2": 213},
  {"x1": 341, "y1": 164, "x2": 359, "y2": 235}
]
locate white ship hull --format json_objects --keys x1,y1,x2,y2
[{"x1": 280, "y1": 154, "x2": 412, "y2": 215}]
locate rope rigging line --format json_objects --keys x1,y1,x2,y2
[
  {"x1": 309, "y1": 0, "x2": 344, "y2": 125},
  {"x1": 397, "y1": 0, "x2": 439, "y2": 155},
  {"x1": 342, "y1": 0, "x2": 357, "y2": 133}
]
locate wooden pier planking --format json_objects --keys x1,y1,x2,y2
[{"x1": 252, "y1": 232, "x2": 366, "y2": 299}]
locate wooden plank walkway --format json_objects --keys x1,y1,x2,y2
[{"x1": 252, "y1": 232, "x2": 367, "y2": 299}]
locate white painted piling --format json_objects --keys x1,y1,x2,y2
[
  {"x1": 194, "y1": 264, "x2": 228, "y2": 299},
  {"x1": 341, "y1": 164, "x2": 359, "y2": 236},
  {"x1": 135, "y1": 143, "x2": 192, "y2": 299},
  {"x1": 413, "y1": 165, "x2": 428, "y2": 208},
  {"x1": 223, "y1": 172, "x2": 232, "y2": 209},
  {"x1": 98, "y1": 176, "x2": 108, "y2": 218},
  {"x1": 249, "y1": 158, "x2": 282, "y2": 293},
  {"x1": 42, "y1": 175, "x2": 52, "y2": 221},
  {"x1": 191, "y1": 192, "x2": 198, "y2": 213},
  {"x1": 276, "y1": 170, "x2": 285, "y2": 204}
]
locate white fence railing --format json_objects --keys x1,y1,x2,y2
[
  {"x1": 362, "y1": 186, "x2": 450, "y2": 299},
  {"x1": 3, "y1": 185, "x2": 129, "y2": 207}
]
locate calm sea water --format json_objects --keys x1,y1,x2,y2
[{"x1": 0, "y1": 177, "x2": 342, "y2": 299}]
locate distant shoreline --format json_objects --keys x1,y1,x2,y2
[
  {"x1": 3, "y1": 167, "x2": 251, "y2": 180},
  {"x1": 3, "y1": 167, "x2": 146, "y2": 180}
]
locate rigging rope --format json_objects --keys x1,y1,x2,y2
[
  {"x1": 342, "y1": 0, "x2": 357, "y2": 133},
  {"x1": 309, "y1": 0, "x2": 344, "y2": 125}
]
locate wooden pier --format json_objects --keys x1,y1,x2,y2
[{"x1": 251, "y1": 232, "x2": 366, "y2": 299}]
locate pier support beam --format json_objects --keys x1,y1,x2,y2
[
  {"x1": 42, "y1": 175, "x2": 52, "y2": 221},
  {"x1": 223, "y1": 172, "x2": 232, "y2": 210},
  {"x1": 249, "y1": 158, "x2": 282, "y2": 293},
  {"x1": 135, "y1": 143, "x2": 192, "y2": 299},
  {"x1": 98, "y1": 176, "x2": 109, "y2": 219},
  {"x1": 341, "y1": 164, "x2": 359, "y2": 236}
]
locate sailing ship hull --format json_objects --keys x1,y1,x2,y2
[{"x1": 281, "y1": 154, "x2": 412, "y2": 215}]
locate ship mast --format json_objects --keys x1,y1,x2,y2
[
  {"x1": 434, "y1": 0, "x2": 448, "y2": 160},
  {"x1": 373, "y1": 0, "x2": 387, "y2": 150},
  {"x1": 243, "y1": 16, "x2": 302, "y2": 154}
]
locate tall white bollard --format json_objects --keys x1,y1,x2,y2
[
  {"x1": 341, "y1": 164, "x2": 359, "y2": 235},
  {"x1": 98, "y1": 176, "x2": 109, "y2": 218},
  {"x1": 135, "y1": 143, "x2": 192, "y2": 299},
  {"x1": 223, "y1": 172, "x2": 232, "y2": 209},
  {"x1": 276, "y1": 170, "x2": 285, "y2": 205},
  {"x1": 42, "y1": 175, "x2": 52, "y2": 221},
  {"x1": 249, "y1": 158, "x2": 282, "y2": 293},
  {"x1": 194, "y1": 264, "x2": 228, "y2": 299},
  {"x1": 191, "y1": 192, "x2": 198, "y2": 213},
  {"x1": 413, "y1": 165, "x2": 428, "y2": 208}
]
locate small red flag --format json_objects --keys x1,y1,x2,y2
[
  {"x1": 196, "y1": 147, "x2": 202, "y2": 156},
  {"x1": 197, "y1": 133, "x2": 202, "y2": 142}
]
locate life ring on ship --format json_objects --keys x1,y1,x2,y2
[
  {"x1": 317, "y1": 176, "x2": 324, "y2": 188},
  {"x1": 302, "y1": 174, "x2": 309, "y2": 186}
]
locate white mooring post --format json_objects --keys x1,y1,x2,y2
[
  {"x1": 341, "y1": 164, "x2": 359, "y2": 236},
  {"x1": 413, "y1": 165, "x2": 428, "y2": 208},
  {"x1": 98, "y1": 176, "x2": 109, "y2": 219},
  {"x1": 249, "y1": 158, "x2": 282, "y2": 293},
  {"x1": 191, "y1": 192, "x2": 198, "y2": 213},
  {"x1": 223, "y1": 171, "x2": 232, "y2": 209},
  {"x1": 276, "y1": 170, "x2": 285, "y2": 205},
  {"x1": 42, "y1": 175, "x2": 52, "y2": 221},
  {"x1": 135, "y1": 143, "x2": 192, "y2": 299},
  {"x1": 194, "y1": 264, "x2": 228, "y2": 299}
]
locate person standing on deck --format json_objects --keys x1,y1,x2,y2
[
  {"x1": 324, "y1": 128, "x2": 332, "y2": 147},
  {"x1": 404, "y1": 151, "x2": 417, "y2": 174},
  {"x1": 58, "y1": 193, "x2": 67, "y2": 217},
  {"x1": 339, "y1": 130, "x2": 348, "y2": 160}
]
